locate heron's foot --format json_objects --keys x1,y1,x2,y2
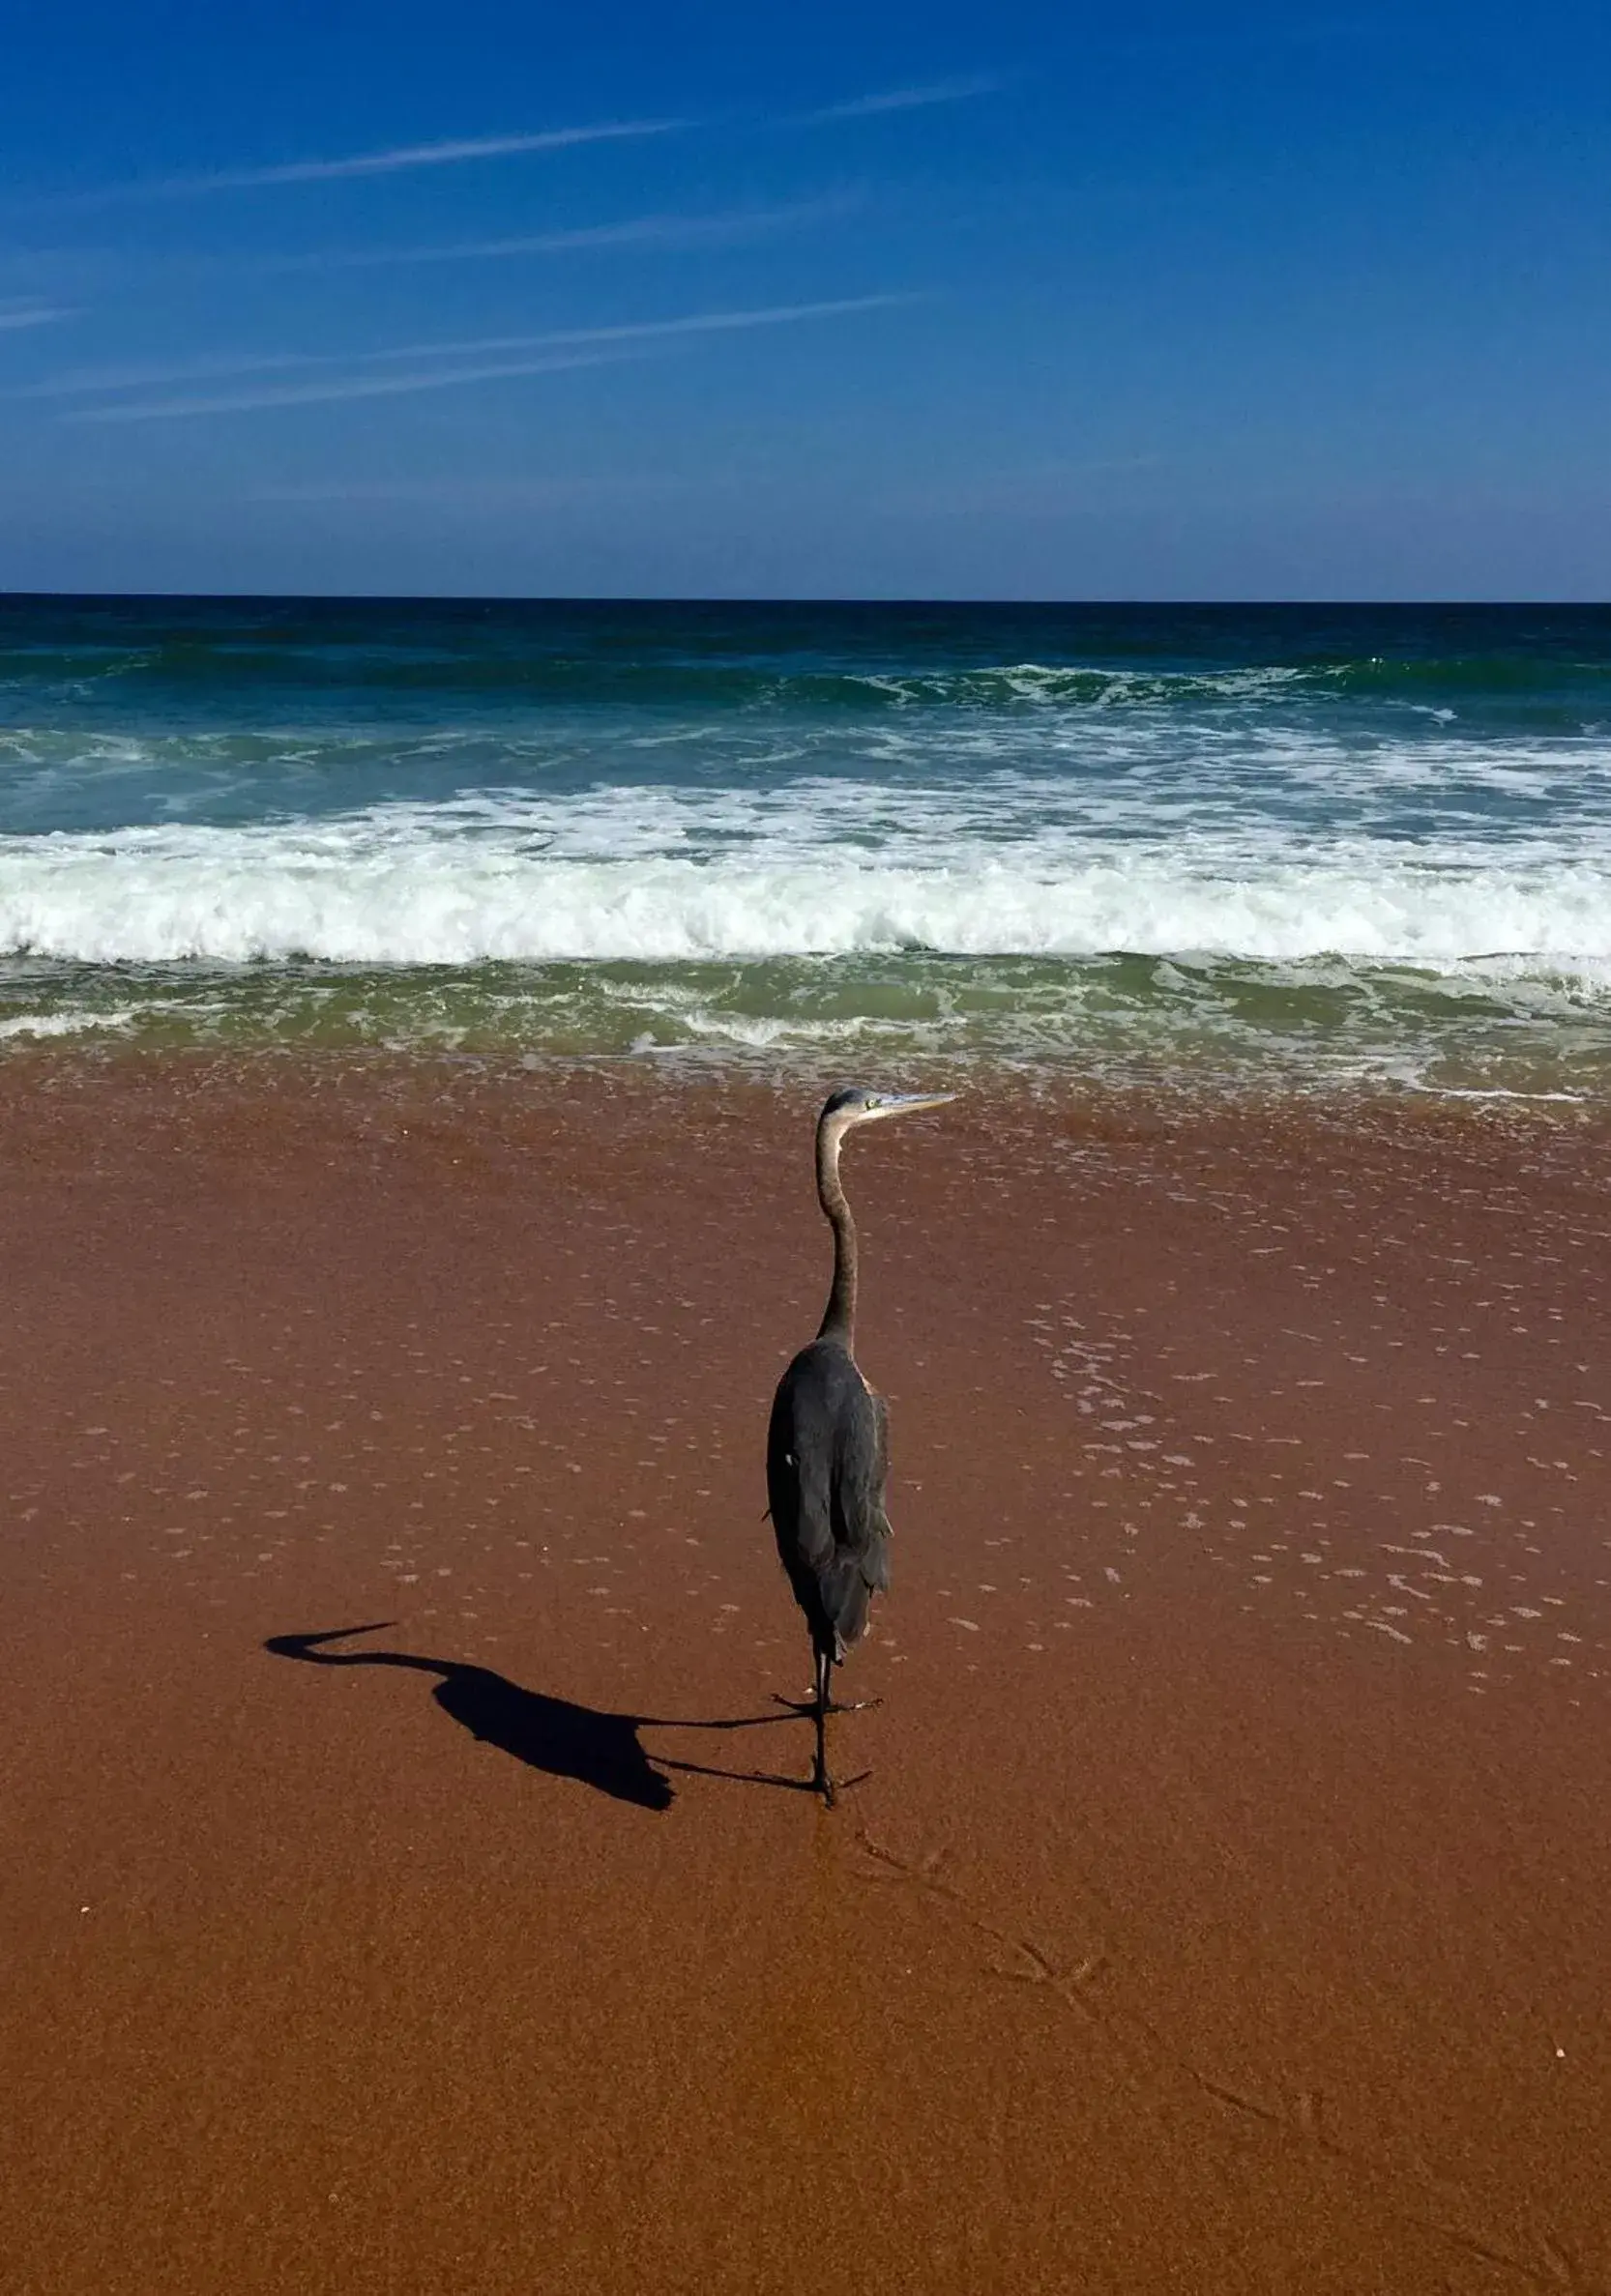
[
  {"x1": 807, "y1": 1757, "x2": 871, "y2": 1807},
  {"x1": 773, "y1": 1691, "x2": 884, "y2": 1717}
]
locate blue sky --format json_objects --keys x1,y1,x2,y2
[{"x1": 2, "y1": 0, "x2": 1608, "y2": 598}]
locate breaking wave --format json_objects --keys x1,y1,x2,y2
[{"x1": 3, "y1": 797, "x2": 1610, "y2": 980}]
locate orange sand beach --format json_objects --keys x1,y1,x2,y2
[{"x1": 3, "y1": 1054, "x2": 1609, "y2": 2294}]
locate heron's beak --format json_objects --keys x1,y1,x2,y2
[{"x1": 867, "y1": 1091, "x2": 957, "y2": 1121}]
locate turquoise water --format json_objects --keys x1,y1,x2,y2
[{"x1": 3, "y1": 596, "x2": 1610, "y2": 1093}]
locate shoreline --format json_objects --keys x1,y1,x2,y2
[
  {"x1": 3, "y1": 1053, "x2": 1608, "y2": 2292},
  {"x1": 4, "y1": 974, "x2": 1610, "y2": 1106},
  {"x1": 6, "y1": 1028, "x2": 1611, "y2": 1104}
]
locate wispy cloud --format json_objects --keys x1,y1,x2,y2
[
  {"x1": 27, "y1": 79, "x2": 996, "y2": 211},
  {"x1": 254, "y1": 475, "x2": 687, "y2": 507},
  {"x1": 59, "y1": 119, "x2": 686, "y2": 206},
  {"x1": 15, "y1": 351, "x2": 322, "y2": 399},
  {"x1": 70, "y1": 350, "x2": 645, "y2": 421},
  {"x1": 806, "y1": 73, "x2": 1003, "y2": 122},
  {"x1": 889, "y1": 454, "x2": 1166, "y2": 515},
  {"x1": 56, "y1": 295, "x2": 913, "y2": 421},
  {"x1": 31, "y1": 295, "x2": 909, "y2": 401},
  {"x1": 263, "y1": 193, "x2": 858, "y2": 273},
  {"x1": 0, "y1": 301, "x2": 75, "y2": 331}
]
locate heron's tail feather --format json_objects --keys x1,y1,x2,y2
[{"x1": 818, "y1": 1532, "x2": 891, "y2": 1657}]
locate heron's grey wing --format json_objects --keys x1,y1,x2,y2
[
  {"x1": 833, "y1": 1381, "x2": 892, "y2": 1576},
  {"x1": 767, "y1": 1351, "x2": 838, "y2": 1584},
  {"x1": 817, "y1": 1377, "x2": 893, "y2": 1650},
  {"x1": 769, "y1": 1344, "x2": 893, "y2": 1658}
]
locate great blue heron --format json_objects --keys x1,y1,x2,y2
[{"x1": 766, "y1": 1086, "x2": 953, "y2": 1805}]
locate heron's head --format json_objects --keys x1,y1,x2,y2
[{"x1": 818, "y1": 1085, "x2": 956, "y2": 1142}]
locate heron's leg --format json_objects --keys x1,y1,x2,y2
[{"x1": 812, "y1": 1646, "x2": 835, "y2": 1808}]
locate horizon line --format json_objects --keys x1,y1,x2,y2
[{"x1": 0, "y1": 589, "x2": 1599, "y2": 608}]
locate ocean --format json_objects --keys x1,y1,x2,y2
[{"x1": 2, "y1": 594, "x2": 1609, "y2": 1096}]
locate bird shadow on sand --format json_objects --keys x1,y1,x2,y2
[{"x1": 264, "y1": 1624, "x2": 812, "y2": 1812}]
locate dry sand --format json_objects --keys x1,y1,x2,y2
[{"x1": 3, "y1": 1055, "x2": 1609, "y2": 2293}]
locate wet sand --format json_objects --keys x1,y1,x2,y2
[{"x1": 3, "y1": 1055, "x2": 1609, "y2": 2294}]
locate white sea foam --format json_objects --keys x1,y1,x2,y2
[
  {"x1": 3, "y1": 789, "x2": 1611, "y2": 979},
  {"x1": 0, "y1": 1005, "x2": 136, "y2": 1038}
]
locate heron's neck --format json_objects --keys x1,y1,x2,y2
[{"x1": 815, "y1": 1123, "x2": 857, "y2": 1348}]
